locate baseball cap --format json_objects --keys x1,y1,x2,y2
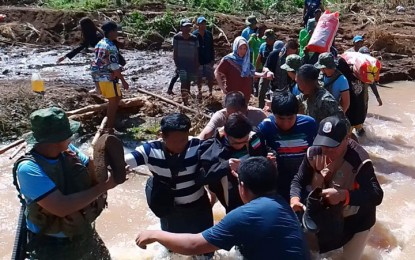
[
  {"x1": 180, "y1": 18, "x2": 192, "y2": 27},
  {"x1": 353, "y1": 35, "x2": 364, "y2": 43},
  {"x1": 197, "y1": 16, "x2": 207, "y2": 24},
  {"x1": 262, "y1": 29, "x2": 276, "y2": 40},
  {"x1": 313, "y1": 116, "x2": 348, "y2": 147},
  {"x1": 281, "y1": 54, "x2": 302, "y2": 72},
  {"x1": 314, "y1": 52, "x2": 337, "y2": 69},
  {"x1": 273, "y1": 40, "x2": 284, "y2": 51}
]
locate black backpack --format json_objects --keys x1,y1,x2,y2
[
  {"x1": 145, "y1": 145, "x2": 188, "y2": 218},
  {"x1": 145, "y1": 176, "x2": 175, "y2": 218}
]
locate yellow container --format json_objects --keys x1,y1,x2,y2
[
  {"x1": 32, "y1": 80, "x2": 45, "y2": 93},
  {"x1": 31, "y1": 73, "x2": 45, "y2": 93}
]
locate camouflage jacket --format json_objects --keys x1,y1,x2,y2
[{"x1": 298, "y1": 87, "x2": 344, "y2": 124}]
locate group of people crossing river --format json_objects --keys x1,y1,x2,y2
[{"x1": 12, "y1": 1, "x2": 385, "y2": 259}]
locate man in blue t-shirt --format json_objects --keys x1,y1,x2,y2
[
  {"x1": 193, "y1": 16, "x2": 215, "y2": 97},
  {"x1": 315, "y1": 52, "x2": 350, "y2": 113},
  {"x1": 14, "y1": 107, "x2": 118, "y2": 259},
  {"x1": 136, "y1": 157, "x2": 309, "y2": 259},
  {"x1": 258, "y1": 91, "x2": 317, "y2": 201},
  {"x1": 241, "y1": 15, "x2": 258, "y2": 41}
]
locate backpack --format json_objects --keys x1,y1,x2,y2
[{"x1": 145, "y1": 145, "x2": 188, "y2": 218}]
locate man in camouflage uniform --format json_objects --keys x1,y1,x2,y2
[{"x1": 296, "y1": 64, "x2": 344, "y2": 124}]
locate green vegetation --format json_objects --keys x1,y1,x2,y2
[
  {"x1": 43, "y1": 0, "x2": 305, "y2": 12},
  {"x1": 44, "y1": 0, "x2": 114, "y2": 10},
  {"x1": 127, "y1": 119, "x2": 160, "y2": 141}
]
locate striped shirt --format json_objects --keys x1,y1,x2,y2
[{"x1": 125, "y1": 138, "x2": 205, "y2": 205}]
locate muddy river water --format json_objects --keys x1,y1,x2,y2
[{"x1": 0, "y1": 48, "x2": 415, "y2": 259}]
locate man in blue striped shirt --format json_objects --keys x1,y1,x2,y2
[{"x1": 125, "y1": 113, "x2": 214, "y2": 236}]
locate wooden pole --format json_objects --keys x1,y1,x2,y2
[
  {"x1": 135, "y1": 88, "x2": 212, "y2": 119},
  {"x1": 0, "y1": 139, "x2": 25, "y2": 155},
  {"x1": 91, "y1": 117, "x2": 108, "y2": 148},
  {"x1": 9, "y1": 143, "x2": 26, "y2": 160}
]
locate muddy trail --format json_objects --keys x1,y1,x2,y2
[{"x1": 1, "y1": 3, "x2": 415, "y2": 140}]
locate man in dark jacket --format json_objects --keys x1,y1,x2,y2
[
  {"x1": 199, "y1": 113, "x2": 270, "y2": 213},
  {"x1": 290, "y1": 116, "x2": 383, "y2": 258}
]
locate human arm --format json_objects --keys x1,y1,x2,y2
[
  {"x1": 214, "y1": 59, "x2": 227, "y2": 93},
  {"x1": 17, "y1": 159, "x2": 116, "y2": 218},
  {"x1": 369, "y1": 83, "x2": 382, "y2": 106},
  {"x1": 136, "y1": 231, "x2": 218, "y2": 255},
  {"x1": 124, "y1": 144, "x2": 149, "y2": 169},
  {"x1": 61, "y1": 42, "x2": 89, "y2": 62},
  {"x1": 348, "y1": 162, "x2": 383, "y2": 206},
  {"x1": 36, "y1": 179, "x2": 115, "y2": 218},
  {"x1": 290, "y1": 154, "x2": 315, "y2": 211},
  {"x1": 340, "y1": 90, "x2": 350, "y2": 113},
  {"x1": 255, "y1": 53, "x2": 263, "y2": 71},
  {"x1": 173, "y1": 37, "x2": 178, "y2": 66},
  {"x1": 198, "y1": 111, "x2": 225, "y2": 140}
]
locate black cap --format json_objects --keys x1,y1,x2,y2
[
  {"x1": 313, "y1": 116, "x2": 348, "y2": 147},
  {"x1": 102, "y1": 21, "x2": 120, "y2": 35}
]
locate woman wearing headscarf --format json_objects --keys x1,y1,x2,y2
[{"x1": 215, "y1": 36, "x2": 271, "y2": 103}]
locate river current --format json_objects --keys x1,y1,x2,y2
[{"x1": 0, "y1": 48, "x2": 414, "y2": 259}]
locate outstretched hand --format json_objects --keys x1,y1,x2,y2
[
  {"x1": 57, "y1": 56, "x2": 65, "y2": 64},
  {"x1": 136, "y1": 230, "x2": 158, "y2": 249}
]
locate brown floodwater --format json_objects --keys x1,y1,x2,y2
[{"x1": 1, "y1": 59, "x2": 415, "y2": 258}]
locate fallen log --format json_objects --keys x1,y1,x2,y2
[
  {"x1": 135, "y1": 88, "x2": 212, "y2": 119},
  {"x1": 391, "y1": 33, "x2": 415, "y2": 40},
  {"x1": 66, "y1": 96, "x2": 147, "y2": 117},
  {"x1": 0, "y1": 139, "x2": 25, "y2": 155},
  {"x1": 9, "y1": 143, "x2": 26, "y2": 160}
]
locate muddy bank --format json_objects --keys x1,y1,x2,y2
[
  {"x1": 1, "y1": 4, "x2": 415, "y2": 82},
  {"x1": 0, "y1": 47, "x2": 221, "y2": 141}
]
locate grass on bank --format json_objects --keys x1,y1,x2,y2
[{"x1": 43, "y1": 0, "x2": 305, "y2": 13}]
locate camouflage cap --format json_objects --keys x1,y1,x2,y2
[
  {"x1": 26, "y1": 107, "x2": 80, "y2": 145},
  {"x1": 245, "y1": 15, "x2": 257, "y2": 26},
  {"x1": 281, "y1": 54, "x2": 302, "y2": 72},
  {"x1": 314, "y1": 52, "x2": 337, "y2": 69},
  {"x1": 262, "y1": 29, "x2": 276, "y2": 40}
]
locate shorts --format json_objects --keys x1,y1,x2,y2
[
  {"x1": 178, "y1": 69, "x2": 197, "y2": 84},
  {"x1": 198, "y1": 63, "x2": 214, "y2": 81},
  {"x1": 98, "y1": 81, "x2": 121, "y2": 99}
]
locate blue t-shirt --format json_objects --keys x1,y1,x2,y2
[
  {"x1": 292, "y1": 83, "x2": 301, "y2": 96},
  {"x1": 258, "y1": 115, "x2": 317, "y2": 201},
  {"x1": 323, "y1": 74, "x2": 349, "y2": 101},
  {"x1": 241, "y1": 27, "x2": 256, "y2": 41},
  {"x1": 17, "y1": 144, "x2": 89, "y2": 236},
  {"x1": 258, "y1": 42, "x2": 273, "y2": 65},
  {"x1": 202, "y1": 196, "x2": 309, "y2": 260}
]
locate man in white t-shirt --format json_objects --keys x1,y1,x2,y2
[{"x1": 199, "y1": 91, "x2": 267, "y2": 140}]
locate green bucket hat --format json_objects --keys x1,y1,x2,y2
[
  {"x1": 262, "y1": 29, "x2": 276, "y2": 40},
  {"x1": 245, "y1": 15, "x2": 257, "y2": 26},
  {"x1": 314, "y1": 52, "x2": 337, "y2": 69},
  {"x1": 281, "y1": 54, "x2": 302, "y2": 72},
  {"x1": 26, "y1": 107, "x2": 80, "y2": 145}
]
